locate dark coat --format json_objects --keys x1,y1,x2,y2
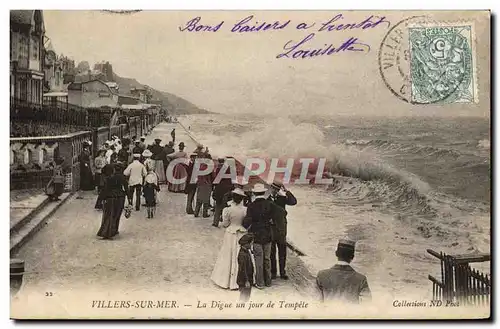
[
  {"x1": 243, "y1": 198, "x2": 273, "y2": 245},
  {"x1": 237, "y1": 247, "x2": 254, "y2": 287},
  {"x1": 270, "y1": 204, "x2": 288, "y2": 244},
  {"x1": 149, "y1": 144, "x2": 165, "y2": 161},
  {"x1": 213, "y1": 167, "x2": 233, "y2": 203},
  {"x1": 268, "y1": 191, "x2": 297, "y2": 210},
  {"x1": 316, "y1": 265, "x2": 371, "y2": 303}
]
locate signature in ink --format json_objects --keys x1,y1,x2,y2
[{"x1": 276, "y1": 33, "x2": 371, "y2": 59}]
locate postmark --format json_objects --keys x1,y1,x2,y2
[
  {"x1": 378, "y1": 16, "x2": 424, "y2": 103},
  {"x1": 408, "y1": 24, "x2": 476, "y2": 104},
  {"x1": 378, "y1": 17, "x2": 478, "y2": 104}
]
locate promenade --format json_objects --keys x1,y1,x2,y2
[{"x1": 11, "y1": 121, "x2": 315, "y2": 319}]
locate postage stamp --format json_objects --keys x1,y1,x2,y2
[{"x1": 408, "y1": 24, "x2": 477, "y2": 104}]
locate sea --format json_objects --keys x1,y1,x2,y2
[{"x1": 179, "y1": 113, "x2": 490, "y2": 300}]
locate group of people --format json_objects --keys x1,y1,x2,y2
[{"x1": 50, "y1": 125, "x2": 371, "y2": 304}]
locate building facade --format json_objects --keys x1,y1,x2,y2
[
  {"x1": 10, "y1": 10, "x2": 46, "y2": 109},
  {"x1": 67, "y1": 80, "x2": 119, "y2": 108},
  {"x1": 130, "y1": 86, "x2": 152, "y2": 103}
]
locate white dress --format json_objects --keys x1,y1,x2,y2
[{"x1": 210, "y1": 202, "x2": 247, "y2": 290}]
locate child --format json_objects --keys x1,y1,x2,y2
[
  {"x1": 237, "y1": 233, "x2": 255, "y2": 302},
  {"x1": 143, "y1": 166, "x2": 160, "y2": 218}
]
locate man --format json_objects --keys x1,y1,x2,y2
[
  {"x1": 150, "y1": 138, "x2": 166, "y2": 184},
  {"x1": 268, "y1": 181, "x2": 297, "y2": 280},
  {"x1": 316, "y1": 239, "x2": 371, "y2": 304},
  {"x1": 132, "y1": 140, "x2": 144, "y2": 163},
  {"x1": 243, "y1": 183, "x2": 274, "y2": 288},
  {"x1": 117, "y1": 138, "x2": 131, "y2": 164},
  {"x1": 139, "y1": 136, "x2": 147, "y2": 151},
  {"x1": 123, "y1": 154, "x2": 147, "y2": 211},
  {"x1": 184, "y1": 153, "x2": 198, "y2": 214},
  {"x1": 170, "y1": 129, "x2": 176, "y2": 143},
  {"x1": 212, "y1": 157, "x2": 234, "y2": 227}
]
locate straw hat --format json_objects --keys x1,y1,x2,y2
[
  {"x1": 142, "y1": 149, "x2": 152, "y2": 157},
  {"x1": 252, "y1": 183, "x2": 267, "y2": 193},
  {"x1": 232, "y1": 188, "x2": 246, "y2": 197}
]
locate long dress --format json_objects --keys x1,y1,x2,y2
[
  {"x1": 150, "y1": 144, "x2": 166, "y2": 184},
  {"x1": 168, "y1": 151, "x2": 188, "y2": 193},
  {"x1": 210, "y1": 202, "x2": 248, "y2": 290},
  {"x1": 97, "y1": 172, "x2": 128, "y2": 239},
  {"x1": 79, "y1": 149, "x2": 94, "y2": 191}
]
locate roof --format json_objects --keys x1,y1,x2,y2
[
  {"x1": 67, "y1": 79, "x2": 116, "y2": 95},
  {"x1": 10, "y1": 10, "x2": 34, "y2": 25},
  {"x1": 105, "y1": 82, "x2": 118, "y2": 88},
  {"x1": 43, "y1": 92, "x2": 68, "y2": 97}
]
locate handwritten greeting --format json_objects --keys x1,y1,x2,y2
[{"x1": 178, "y1": 14, "x2": 390, "y2": 59}]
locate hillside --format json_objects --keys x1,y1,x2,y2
[{"x1": 112, "y1": 73, "x2": 213, "y2": 115}]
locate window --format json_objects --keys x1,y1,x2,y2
[{"x1": 31, "y1": 36, "x2": 39, "y2": 61}]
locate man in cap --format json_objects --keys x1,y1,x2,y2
[
  {"x1": 242, "y1": 183, "x2": 275, "y2": 288},
  {"x1": 316, "y1": 239, "x2": 371, "y2": 304},
  {"x1": 123, "y1": 153, "x2": 147, "y2": 211},
  {"x1": 150, "y1": 138, "x2": 166, "y2": 184},
  {"x1": 268, "y1": 181, "x2": 297, "y2": 280}
]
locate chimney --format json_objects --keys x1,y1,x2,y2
[{"x1": 87, "y1": 70, "x2": 91, "y2": 82}]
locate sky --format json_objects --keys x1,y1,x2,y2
[{"x1": 43, "y1": 10, "x2": 490, "y2": 117}]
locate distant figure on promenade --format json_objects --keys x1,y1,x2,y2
[
  {"x1": 268, "y1": 181, "x2": 297, "y2": 281},
  {"x1": 167, "y1": 142, "x2": 188, "y2": 193},
  {"x1": 316, "y1": 239, "x2": 371, "y2": 304},
  {"x1": 194, "y1": 152, "x2": 214, "y2": 218},
  {"x1": 171, "y1": 129, "x2": 176, "y2": 143},
  {"x1": 163, "y1": 141, "x2": 175, "y2": 178},
  {"x1": 194, "y1": 144, "x2": 204, "y2": 155},
  {"x1": 184, "y1": 153, "x2": 198, "y2": 214},
  {"x1": 94, "y1": 149, "x2": 108, "y2": 210},
  {"x1": 143, "y1": 166, "x2": 160, "y2": 219},
  {"x1": 243, "y1": 183, "x2": 274, "y2": 288},
  {"x1": 79, "y1": 141, "x2": 94, "y2": 191},
  {"x1": 46, "y1": 157, "x2": 66, "y2": 201},
  {"x1": 124, "y1": 154, "x2": 147, "y2": 211},
  {"x1": 237, "y1": 233, "x2": 255, "y2": 302},
  {"x1": 97, "y1": 162, "x2": 128, "y2": 240},
  {"x1": 212, "y1": 157, "x2": 234, "y2": 227},
  {"x1": 149, "y1": 138, "x2": 166, "y2": 184},
  {"x1": 210, "y1": 188, "x2": 248, "y2": 290}
]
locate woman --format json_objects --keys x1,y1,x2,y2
[
  {"x1": 97, "y1": 163, "x2": 128, "y2": 240},
  {"x1": 167, "y1": 142, "x2": 188, "y2": 193},
  {"x1": 94, "y1": 149, "x2": 107, "y2": 210},
  {"x1": 79, "y1": 141, "x2": 94, "y2": 191},
  {"x1": 46, "y1": 157, "x2": 66, "y2": 201},
  {"x1": 210, "y1": 188, "x2": 248, "y2": 290}
]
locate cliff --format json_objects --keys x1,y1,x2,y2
[{"x1": 112, "y1": 73, "x2": 213, "y2": 115}]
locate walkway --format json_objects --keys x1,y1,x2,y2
[{"x1": 11, "y1": 122, "x2": 313, "y2": 319}]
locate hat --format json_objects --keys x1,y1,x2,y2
[
  {"x1": 135, "y1": 139, "x2": 141, "y2": 143},
  {"x1": 141, "y1": 135, "x2": 146, "y2": 140},
  {"x1": 105, "y1": 140, "x2": 112, "y2": 145},
  {"x1": 252, "y1": 183, "x2": 267, "y2": 193},
  {"x1": 168, "y1": 141, "x2": 174, "y2": 146},
  {"x1": 179, "y1": 142, "x2": 185, "y2": 148},
  {"x1": 196, "y1": 144, "x2": 204, "y2": 149},
  {"x1": 270, "y1": 181, "x2": 283, "y2": 190},
  {"x1": 155, "y1": 138, "x2": 162, "y2": 142},
  {"x1": 337, "y1": 239, "x2": 356, "y2": 251},
  {"x1": 142, "y1": 149, "x2": 152, "y2": 157},
  {"x1": 232, "y1": 188, "x2": 246, "y2": 197},
  {"x1": 133, "y1": 153, "x2": 141, "y2": 158},
  {"x1": 238, "y1": 233, "x2": 255, "y2": 246}
]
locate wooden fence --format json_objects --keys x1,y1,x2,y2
[{"x1": 427, "y1": 249, "x2": 490, "y2": 306}]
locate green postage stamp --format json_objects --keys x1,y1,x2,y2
[{"x1": 409, "y1": 24, "x2": 477, "y2": 104}]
